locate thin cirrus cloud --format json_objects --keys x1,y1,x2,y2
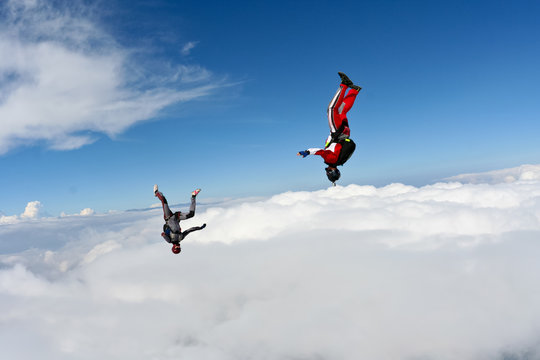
[
  {"x1": 0, "y1": 0, "x2": 218, "y2": 155},
  {"x1": 181, "y1": 41, "x2": 199, "y2": 56},
  {"x1": 1, "y1": 165, "x2": 540, "y2": 359}
]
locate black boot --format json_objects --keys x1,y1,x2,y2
[
  {"x1": 349, "y1": 84, "x2": 362, "y2": 91},
  {"x1": 338, "y1": 72, "x2": 353, "y2": 87}
]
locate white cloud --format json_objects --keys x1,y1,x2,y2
[
  {"x1": 181, "y1": 41, "x2": 199, "y2": 56},
  {"x1": 196, "y1": 180, "x2": 540, "y2": 245},
  {"x1": 20, "y1": 200, "x2": 42, "y2": 219},
  {"x1": 446, "y1": 164, "x2": 540, "y2": 184},
  {"x1": 1, "y1": 201, "x2": 96, "y2": 224},
  {"x1": 2, "y1": 165, "x2": 540, "y2": 359},
  {"x1": 171, "y1": 64, "x2": 212, "y2": 83},
  {"x1": 1, "y1": 200, "x2": 42, "y2": 223},
  {"x1": 79, "y1": 208, "x2": 95, "y2": 216},
  {"x1": 0, "y1": 214, "x2": 18, "y2": 224},
  {"x1": 0, "y1": 1, "x2": 221, "y2": 154},
  {"x1": 82, "y1": 240, "x2": 121, "y2": 264},
  {"x1": 59, "y1": 208, "x2": 99, "y2": 218}
]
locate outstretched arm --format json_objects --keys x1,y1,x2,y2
[
  {"x1": 299, "y1": 145, "x2": 339, "y2": 164},
  {"x1": 297, "y1": 148, "x2": 324, "y2": 157},
  {"x1": 299, "y1": 133, "x2": 335, "y2": 156}
]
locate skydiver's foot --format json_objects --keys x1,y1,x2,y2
[
  {"x1": 192, "y1": 188, "x2": 201, "y2": 197},
  {"x1": 154, "y1": 184, "x2": 159, "y2": 196},
  {"x1": 338, "y1": 72, "x2": 353, "y2": 87},
  {"x1": 350, "y1": 84, "x2": 362, "y2": 92}
]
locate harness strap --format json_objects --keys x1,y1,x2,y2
[{"x1": 326, "y1": 120, "x2": 350, "y2": 149}]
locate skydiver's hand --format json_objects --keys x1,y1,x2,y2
[{"x1": 297, "y1": 150, "x2": 310, "y2": 158}]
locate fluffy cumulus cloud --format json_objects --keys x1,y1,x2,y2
[
  {"x1": 2, "y1": 165, "x2": 540, "y2": 359},
  {"x1": 0, "y1": 200, "x2": 43, "y2": 223},
  {"x1": 20, "y1": 200, "x2": 42, "y2": 219},
  {"x1": 0, "y1": 0, "x2": 219, "y2": 154}
]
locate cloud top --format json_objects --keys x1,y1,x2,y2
[
  {"x1": 198, "y1": 179, "x2": 540, "y2": 246},
  {"x1": 20, "y1": 200, "x2": 42, "y2": 219},
  {"x1": 446, "y1": 164, "x2": 540, "y2": 184},
  {"x1": 1, "y1": 200, "x2": 42, "y2": 223}
]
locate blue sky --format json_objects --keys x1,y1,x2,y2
[{"x1": 1, "y1": 0, "x2": 539, "y2": 216}]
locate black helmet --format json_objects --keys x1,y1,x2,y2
[{"x1": 325, "y1": 167, "x2": 341, "y2": 183}]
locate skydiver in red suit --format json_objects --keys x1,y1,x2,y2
[{"x1": 298, "y1": 72, "x2": 362, "y2": 184}]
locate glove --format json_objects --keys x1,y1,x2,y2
[{"x1": 298, "y1": 150, "x2": 309, "y2": 158}]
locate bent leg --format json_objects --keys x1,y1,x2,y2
[
  {"x1": 178, "y1": 196, "x2": 196, "y2": 220},
  {"x1": 156, "y1": 191, "x2": 173, "y2": 220}
]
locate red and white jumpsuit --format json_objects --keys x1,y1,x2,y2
[{"x1": 308, "y1": 84, "x2": 359, "y2": 165}]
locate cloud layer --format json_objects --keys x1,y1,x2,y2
[
  {"x1": 2, "y1": 165, "x2": 540, "y2": 359},
  {"x1": 446, "y1": 164, "x2": 540, "y2": 185},
  {"x1": 0, "y1": 0, "x2": 218, "y2": 154}
]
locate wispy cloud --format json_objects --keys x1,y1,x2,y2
[
  {"x1": 0, "y1": 1, "x2": 220, "y2": 155},
  {"x1": 181, "y1": 41, "x2": 199, "y2": 56},
  {"x1": 2, "y1": 165, "x2": 540, "y2": 359}
]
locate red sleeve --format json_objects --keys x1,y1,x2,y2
[{"x1": 314, "y1": 144, "x2": 341, "y2": 164}]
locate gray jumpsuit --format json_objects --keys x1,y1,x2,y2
[{"x1": 156, "y1": 191, "x2": 205, "y2": 244}]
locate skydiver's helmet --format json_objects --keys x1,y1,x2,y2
[
  {"x1": 326, "y1": 167, "x2": 341, "y2": 183},
  {"x1": 171, "y1": 244, "x2": 181, "y2": 254}
]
